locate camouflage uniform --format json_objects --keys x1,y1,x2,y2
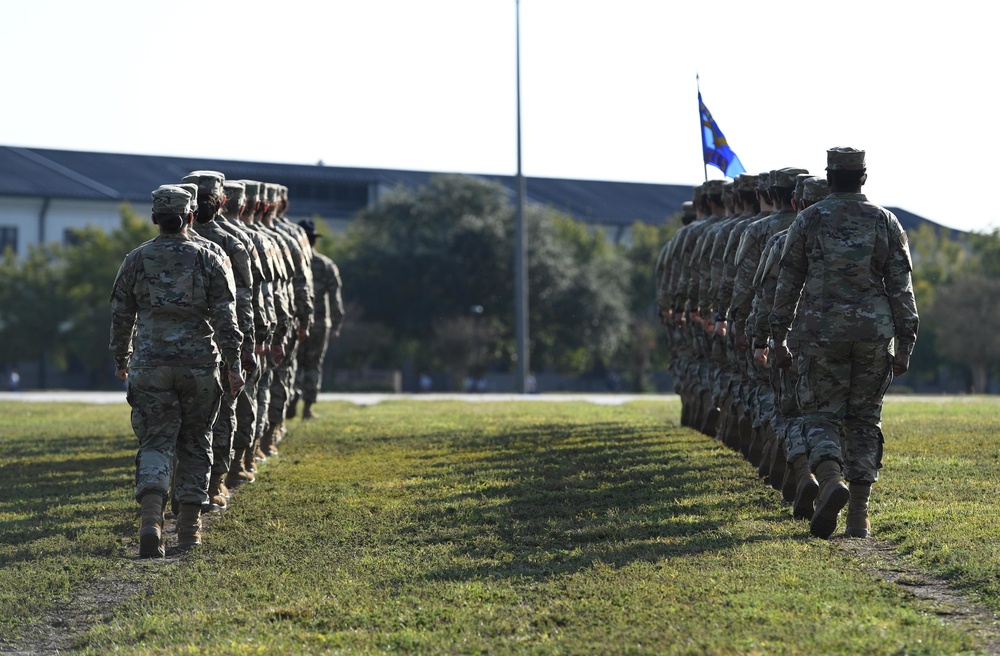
[
  {"x1": 770, "y1": 150, "x2": 918, "y2": 483},
  {"x1": 110, "y1": 186, "x2": 242, "y2": 506},
  {"x1": 296, "y1": 258, "x2": 344, "y2": 407},
  {"x1": 183, "y1": 171, "x2": 254, "y2": 480}
]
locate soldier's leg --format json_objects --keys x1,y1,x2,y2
[
  {"x1": 228, "y1": 359, "x2": 261, "y2": 488},
  {"x1": 796, "y1": 341, "x2": 852, "y2": 471},
  {"x1": 301, "y1": 327, "x2": 329, "y2": 418},
  {"x1": 208, "y1": 364, "x2": 237, "y2": 509},
  {"x1": 173, "y1": 365, "x2": 222, "y2": 507},
  {"x1": 843, "y1": 339, "x2": 894, "y2": 485},
  {"x1": 128, "y1": 367, "x2": 182, "y2": 503}
]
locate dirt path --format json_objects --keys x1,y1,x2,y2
[{"x1": 840, "y1": 537, "x2": 1000, "y2": 654}]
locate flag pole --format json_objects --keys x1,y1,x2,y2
[{"x1": 697, "y1": 73, "x2": 707, "y2": 182}]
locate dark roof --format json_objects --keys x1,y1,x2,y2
[
  {"x1": 0, "y1": 146, "x2": 951, "y2": 232},
  {"x1": 888, "y1": 206, "x2": 960, "y2": 237},
  {"x1": 0, "y1": 146, "x2": 690, "y2": 226}
]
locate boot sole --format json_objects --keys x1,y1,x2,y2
[
  {"x1": 139, "y1": 528, "x2": 164, "y2": 558},
  {"x1": 810, "y1": 485, "x2": 850, "y2": 539},
  {"x1": 845, "y1": 527, "x2": 870, "y2": 538}
]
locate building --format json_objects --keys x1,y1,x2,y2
[{"x1": 0, "y1": 145, "x2": 698, "y2": 257}]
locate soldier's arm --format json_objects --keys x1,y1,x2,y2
[
  {"x1": 769, "y1": 220, "x2": 809, "y2": 344},
  {"x1": 727, "y1": 228, "x2": 761, "y2": 333},
  {"x1": 330, "y1": 262, "x2": 345, "y2": 335},
  {"x1": 207, "y1": 255, "x2": 243, "y2": 371},
  {"x1": 714, "y1": 225, "x2": 745, "y2": 321},
  {"x1": 108, "y1": 253, "x2": 138, "y2": 371},
  {"x1": 884, "y1": 218, "x2": 919, "y2": 354},
  {"x1": 752, "y1": 242, "x2": 782, "y2": 345}
]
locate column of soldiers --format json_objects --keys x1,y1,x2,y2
[
  {"x1": 657, "y1": 147, "x2": 918, "y2": 540},
  {"x1": 111, "y1": 171, "x2": 345, "y2": 558}
]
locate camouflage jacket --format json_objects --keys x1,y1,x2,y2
[
  {"x1": 714, "y1": 211, "x2": 769, "y2": 321},
  {"x1": 750, "y1": 230, "x2": 788, "y2": 346},
  {"x1": 109, "y1": 233, "x2": 242, "y2": 369},
  {"x1": 728, "y1": 209, "x2": 797, "y2": 333},
  {"x1": 192, "y1": 219, "x2": 253, "y2": 349},
  {"x1": 311, "y1": 252, "x2": 345, "y2": 332},
  {"x1": 769, "y1": 192, "x2": 919, "y2": 352}
]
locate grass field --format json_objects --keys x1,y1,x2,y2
[{"x1": 1, "y1": 397, "x2": 999, "y2": 654}]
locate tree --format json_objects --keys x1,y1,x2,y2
[
  {"x1": 323, "y1": 174, "x2": 631, "y2": 379},
  {"x1": 928, "y1": 274, "x2": 1000, "y2": 392}
]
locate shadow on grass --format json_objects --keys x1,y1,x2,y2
[
  {"x1": 404, "y1": 419, "x2": 779, "y2": 582},
  {"x1": 0, "y1": 446, "x2": 133, "y2": 559}
]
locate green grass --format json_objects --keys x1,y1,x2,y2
[{"x1": 0, "y1": 399, "x2": 996, "y2": 654}]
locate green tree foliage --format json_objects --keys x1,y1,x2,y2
[
  {"x1": 0, "y1": 205, "x2": 154, "y2": 388},
  {"x1": 323, "y1": 174, "x2": 630, "y2": 376},
  {"x1": 928, "y1": 274, "x2": 1000, "y2": 392}
]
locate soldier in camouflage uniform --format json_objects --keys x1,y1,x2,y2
[
  {"x1": 259, "y1": 183, "x2": 314, "y2": 457},
  {"x1": 728, "y1": 167, "x2": 808, "y2": 482},
  {"x1": 656, "y1": 201, "x2": 696, "y2": 424},
  {"x1": 290, "y1": 219, "x2": 345, "y2": 419},
  {"x1": 181, "y1": 171, "x2": 255, "y2": 511},
  {"x1": 110, "y1": 185, "x2": 244, "y2": 557},
  {"x1": 751, "y1": 176, "x2": 827, "y2": 515},
  {"x1": 770, "y1": 147, "x2": 918, "y2": 539},
  {"x1": 216, "y1": 180, "x2": 277, "y2": 487}
]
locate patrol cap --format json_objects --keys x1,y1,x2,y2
[
  {"x1": 772, "y1": 167, "x2": 809, "y2": 188},
  {"x1": 692, "y1": 183, "x2": 703, "y2": 204},
  {"x1": 239, "y1": 180, "x2": 263, "y2": 203},
  {"x1": 757, "y1": 172, "x2": 771, "y2": 192},
  {"x1": 802, "y1": 177, "x2": 828, "y2": 202},
  {"x1": 264, "y1": 183, "x2": 278, "y2": 203},
  {"x1": 181, "y1": 170, "x2": 226, "y2": 200},
  {"x1": 278, "y1": 185, "x2": 289, "y2": 200},
  {"x1": 737, "y1": 173, "x2": 758, "y2": 192},
  {"x1": 827, "y1": 147, "x2": 866, "y2": 171},
  {"x1": 793, "y1": 173, "x2": 812, "y2": 201},
  {"x1": 681, "y1": 200, "x2": 695, "y2": 216},
  {"x1": 297, "y1": 219, "x2": 318, "y2": 238},
  {"x1": 151, "y1": 185, "x2": 192, "y2": 214},
  {"x1": 175, "y1": 183, "x2": 200, "y2": 213},
  {"x1": 223, "y1": 180, "x2": 246, "y2": 206},
  {"x1": 722, "y1": 181, "x2": 734, "y2": 202},
  {"x1": 704, "y1": 179, "x2": 724, "y2": 197}
]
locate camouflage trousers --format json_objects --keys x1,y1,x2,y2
[
  {"x1": 256, "y1": 355, "x2": 275, "y2": 441},
  {"x1": 777, "y1": 342, "x2": 807, "y2": 463},
  {"x1": 295, "y1": 324, "x2": 330, "y2": 404},
  {"x1": 127, "y1": 365, "x2": 221, "y2": 505},
  {"x1": 269, "y1": 331, "x2": 300, "y2": 428},
  {"x1": 211, "y1": 364, "x2": 237, "y2": 475},
  {"x1": 796, "y1": 339, "x2": 894, "y2": 484},
  {"x1": 233, "y1": 356, "x2": 262, "y2": 452}
]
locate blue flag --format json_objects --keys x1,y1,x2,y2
[{"x1": 698, "y1": 91, "x2": 745, "y2": 178}]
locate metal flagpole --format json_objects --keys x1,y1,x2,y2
[
  {"x1": 697, "y1": 73, "x2": 707, "y2": 182},
  {"x1": 514, "y1": 0, "x2": 529, "y2": 393}
]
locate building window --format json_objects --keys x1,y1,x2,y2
[{"x1": 0, "y1": 226, "x2": 16, "y2": 256}]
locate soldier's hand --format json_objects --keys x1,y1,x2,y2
[
  {"x1": 735, "y1": 333, "x2": 748, "y2": 352},
  {"x1": 298, "y1": 324, "x2": 309, "y2": 341},
  {"x1": 702, "y1": 315, "x2": 714, "y2": 332},
  {"x1": 754, "y1": 347, "x2": 769, "y2": 368},
  {"x1": 254, "y1": 342, "x2": 266, "y2": 356},
  {"x1": 240, "y1": 350, "x2": 257, "y2": 375},
  {"x1": 271, "y1": 342, "x2": 285, "y2": 364},
  {"x1": 714, "y1": 321, "x2": 727, "y2": 338},
  {"x1": 228, "y1": 369, "x2": 245, "y2": 397},
  {"x1": 332, "y1": 331, "x2": 341, "y2": 340},
  {"x1": 773, "y1": 343, "x2": 793, "y2": 371},
  {"x1": 690, "y1": 310, "x2": 702, "y2": 326},
  {"x1": 893, "y1": 351, "x2": 910, "y2": 377},
  {"x1": 115, "y1": 367, "x2": 129, "y2": 382}
]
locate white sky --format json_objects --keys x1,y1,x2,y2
[{"x1": 1, "y1": 0, "x2": 993, "y2": 232}]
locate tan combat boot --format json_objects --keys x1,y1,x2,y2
[
  {"x1": 176, "y1": 503, "x2": 203, "y2": 549},
  {"x1": 810, "y1": 459, "x2": 850, "y2": 539},
  {"x1": 845, "y1": 483, "x2": 872, "y2": 538},
  {"x1": 768, "y1": 440, "x2": 787, "y2": 493},
  {"x1": 260, "y1": 424, "x2": 279, "y2": 458},
  {"x1": 790, "y1": 456, "x2": 819, "y2": 520},
  {"x1": 207, "y1": 472, "x2": 228, "y2": 512},
  {"x1": 139, "y1": 493, "x2": 165, "y2": 558},
  {"x1": 226, "y1": 448, "x2": 255, "y2": 488}
]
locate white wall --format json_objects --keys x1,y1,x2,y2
[{"x1": 0, "y1": 197, "x2": 136, "y2": 256}]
